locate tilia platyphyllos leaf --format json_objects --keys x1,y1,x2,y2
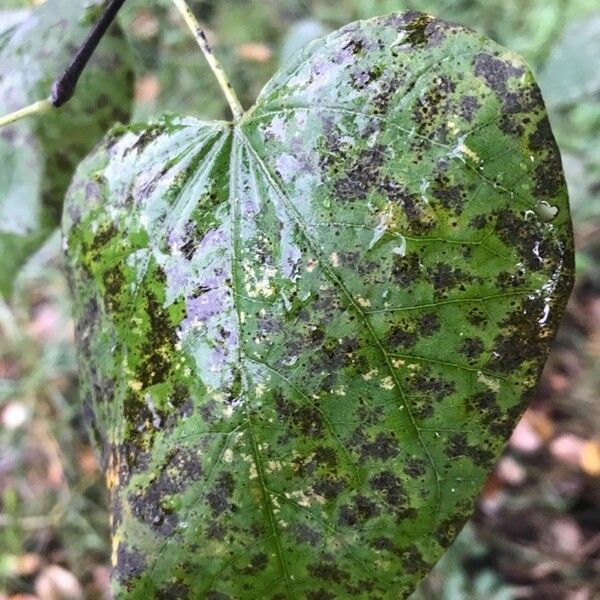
[{"x1": 62, "y1": 11, "x2": 573, "y2": 600}]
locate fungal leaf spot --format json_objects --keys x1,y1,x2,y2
[{"x1": 63, "y1": 10, "x2": 573, "y2": 600}]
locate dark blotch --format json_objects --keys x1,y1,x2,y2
[
  {"x1": 128, "y1": 448, "x2": 203, "y2": 536},
  {"x1": 458, "y1": 95, "x2": 480, "y2": 121},
  {"x1": 242, "y1": 553, "x2": 268, "y2": 575},
  {"x1": 206, "y1": 593, "x2": 232, "y2": 600},
  {"x1": 114, "y1": 542, "x2": 147, "y2": 585},
  {"x1": 370, "y1": 470, "x2": 407, "y2": 506},
  {"x1": 419, "y1": 312, "x2": 440, "y2": 336},
  {"x1": 338, "y1": 494, "x2": 380, "y2": 526},
  {"x1": 388, "y1": 325, "x2": 417, "y2": 349},
  {"x1": 333, "y1": 145, "x2": 386, "y2": 201},
  {"x1": 292, "y1": 523, "x2": 322, "y2": 547},
  {"x1": 404, "y1": 457, "x2": 427, "y2": 477},
  {"x1": 276, "y1": 393, "x2": 324, "y2": 437},
  {"x1": 313, "y1": 476, "x2": 345, "y2": 501},
  {"x1": 307, "y1": 560, "x2": 349, "y2": 583},
  {"x1": 207, "y1": 472, "x2": 235, "y2": 517},
  {"x1": 360, "y1": 432, "x2": 399, "y2": 462},
  {"x1": 447, "y1": 433, "x2": 494, "y2": 465},
  {"x1": 428, "y1": 262, "x2": 471, "y2": 294},
  {"x1": 401, "y1": 13, "x2": 434, "y2": 47},
  {"x1": 459, "y1": 337, "x2": 484, "y2": 359},
  {"x1": 474, "y1": 52, "x2": 523, "y2": 104},
  {"x1": 392, "y1": 253, "x2": 421, "y2": 287},
  {"x1": 400, "y1": 544, "x2": 429, "y2": 575}
]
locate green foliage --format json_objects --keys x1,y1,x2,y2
[
  {"x1": 279, "y1": 19, "x2": 329, "y2": 66},
  {"x1": 0, "y1": 0, "x2": 135, "y2": 296},
  {"x1": 539, "y1": 12, "x2": 600, "y2": 233},
  {"x1": 63, "y1": 12, "x2": 573, "y2": 599},
  {"x1": 540, "y1": 13, "x2": 600, "y2": 107}
]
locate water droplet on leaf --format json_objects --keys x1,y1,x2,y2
[{"x1": 534, "y1": 200, "x2": 558, "y2": 222}]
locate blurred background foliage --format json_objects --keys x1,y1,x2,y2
[{"x1": 0, "y1": 0, "x2": 599, "y2": 599}]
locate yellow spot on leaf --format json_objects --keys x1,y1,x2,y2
[
  {"x1": 477, "y1": 371, "x2": 500, "y2": 392},
  {"x1": 128, "y1": 380, "x2": 142, "y2": 391},
  {"x1": 381, "y1": 376, "x2": 395, "y2": 390},
  {"x1": 363, "y1": 369, "x2": 378, "y2": 381}
]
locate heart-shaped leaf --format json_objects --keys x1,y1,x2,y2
[
  {"x1": 0, "y1": 0, "x2": 134, "y2": 295},
  {"x1": 63, "y1": 12, "x2": 573, "y2": 599}
]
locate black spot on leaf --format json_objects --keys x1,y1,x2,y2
[{"x1": 207, "y1": 472, "x2": 235, "y2": 517}]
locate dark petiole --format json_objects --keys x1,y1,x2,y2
[{"x1": 51, "y1": 0, "x2": 129, "y2": 107}]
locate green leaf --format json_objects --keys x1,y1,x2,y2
[
  {"x1": 0, "y1": 9, "x2": 29, "y2": 41},
  {"x1": 0, "y1": 120, "x2": 46, "y2": 293},
  {"x1": 0, "y1": 0, "x2": 134, "y2": 296},
  {"x1": 280, "y1": 19, "x2": 329, "y2": 67},
  {"x1": 63, "y1": 12, "x2": 573, "y2": 599},
  {"x1": 539, "y1": 12, "x2": 600, "y2": 107}
]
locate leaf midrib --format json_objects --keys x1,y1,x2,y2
[
  {"x1": 228, "y1": 130, "x2": 295, "y2": 598},
  {"x1": 235, "y1": 126, "x2": 444, "y2": 531}
]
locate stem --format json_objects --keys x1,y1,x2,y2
[
  {"x1": 0, "y1": 0, "x2": 129, "y2": 128},
  {"x1": 171, "y1": 0, "x2": 244, "y2": 121},
  {"x1": 51, "y1": 0, "x2": 129, "y2": 107},
  {"x1": 0, "y1": 99, "x2": 52, "y2": 128}
]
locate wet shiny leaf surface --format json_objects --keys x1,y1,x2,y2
[
  {"x1": 0, "y1": 0, "x2": 134, "y2": 295},
  {"x1": 63, "y1": 12, "x2": 573, "y2": 599}
]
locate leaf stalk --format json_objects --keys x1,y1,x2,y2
[
  {"x1": 50, "y1": 0, "x2": 129, "y2": 107},
  {"x1": 171, "y1": 0, "x2": 244, "y2": 121},
  {"x1": 0, "y1": 99, "x2": 52, "y2": 128}
]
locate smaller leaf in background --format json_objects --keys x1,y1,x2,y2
[
  {"x1": 0, "y1": 0, "x2": 135, "y2": 297},
  {"x1": 410, "y1": 524, "x2": 515, "y2": 599},
  {"x1": 0, "y1": 121, "x2": 45, "y2": 293},
  {"x1": 0, "y1": 8, "x2": 29, "y2": 40},
  {"x1": 538, "y1": 12, "x2": 600, "y2": 244},
  {"x1": 539, "y1": 12, "x2": 600, "y2": 107},
  {"x1": 279, "y1": 18, "x2": 329, "y2": 66},
  {"x1": 560, "y1": 151, "x2": 600, "y2": 222}
]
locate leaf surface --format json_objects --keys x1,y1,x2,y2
[
  {"x1": 0, "y1": 0, "x2": 134, "y2": 295},
  {"x1": 63, "y1": 12, "x2": 573, "y2": 599}
]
